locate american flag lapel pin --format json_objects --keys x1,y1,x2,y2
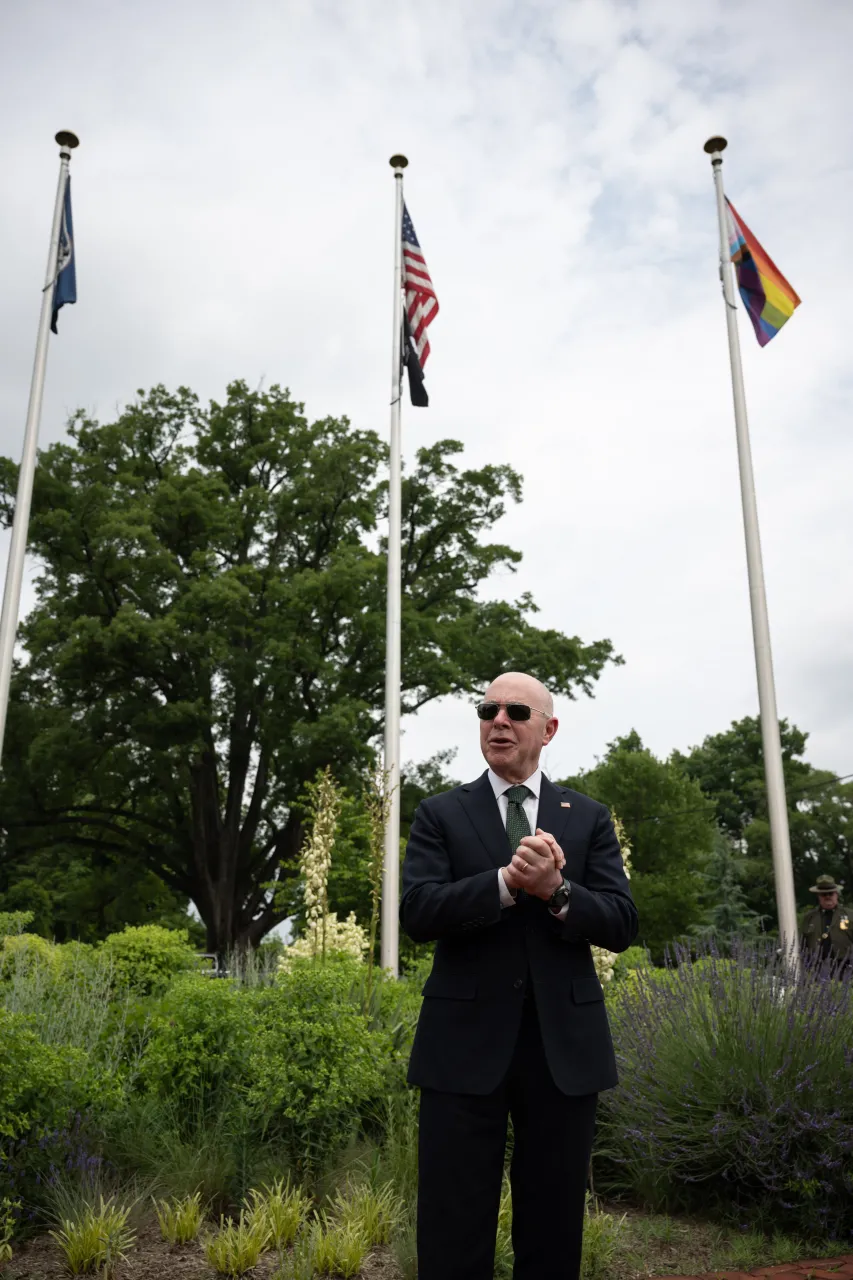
[{"x1": 560, "y1": 802, "x2": 571, "y2": 809}]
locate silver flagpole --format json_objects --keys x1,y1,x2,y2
[
  {"x1": 380, "y1": 153, "x2": 407, "y2": 976},
  {"x1": 0, "y1": 130, "x2": 80, "y2": 765},
  {"x1": 704, "y1": 136, "x2": 799, "y2": 965}
]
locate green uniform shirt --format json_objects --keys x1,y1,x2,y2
[{"x1": 801, "y1": 903, "x2": 853, "y2": 962}]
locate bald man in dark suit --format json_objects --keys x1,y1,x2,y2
[{"x1": 400, "y1": 671, "x2": 638, "y2": 1280}]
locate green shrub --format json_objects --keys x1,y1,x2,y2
[
  {"x1": 0, "y1": 932, "x2": 60, "y2": 980},
  {"x1": 0, "y1": 1008, "x2": 89, "y2": 1143},
  {"x1": 138, "y1": 973, "x2": 252, "y2": 1111},
  {"x1": 611, "y1": 944, "x2": 650, "y2": 980},
  {"x1": 0, "y1": 1009, "x2": 111, "y2": 1238},
  {"x1": 0, "y1": 910, "x2": 34, "y2": 937},
  {"x1": 247, "y1": 959, "x2": 385, "y2": 1165},
  {"x1": 1, "y1": 940, "x2": 134, "y2": 1111},
  {"x1": 49, "y1": 1196, "x2": 135, "y2": 1277},
  {"x1": 99, "y1": 924, "x2": 199, "y2": 995}
]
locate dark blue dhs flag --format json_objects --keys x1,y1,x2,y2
[{"x1": 51, "y1": 178, "x2": 76, "y2": 333}]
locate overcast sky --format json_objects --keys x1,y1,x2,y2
[{"x1": 1, "y1": 0, "x2": 851, "y2": 788}]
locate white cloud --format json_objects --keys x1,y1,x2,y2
[{"x1": 1, "y1": 0, "x2": 851, "y2": 788}]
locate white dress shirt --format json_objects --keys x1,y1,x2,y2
[{"x1": 489, "y1": 767, "x2": 570, "y2": 920}]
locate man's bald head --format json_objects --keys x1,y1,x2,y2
[
  {"x1": 484, "y1": 672, "x2": 553, "y2": 717},
  {"x1": 479, "y1": 671, "x2": 558, "y2": 783}
]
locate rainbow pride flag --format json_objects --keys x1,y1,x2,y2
[{"x1": 725, "y1": 198, "x2": 801, "y2": 346}]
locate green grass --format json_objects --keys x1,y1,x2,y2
[
  {"x1": 601, "y1": 1202, "x2": 840, "y2": 1278},
  {"x1": 244, "y1": 1176, "x2": 311, "y2": 1250},
  {"x1": 48, "y1": 1196, "x2": 135, "y2": 1278},
  {"x1": 202, "y1": 1211, "x2": 268, "y2": 1276},
  {"x1": 153, "y1": 1190, "x2": 205, "y2": 1244}
]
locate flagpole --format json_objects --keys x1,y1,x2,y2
[
  {"x1": 0, "y1": 130, "x2": 80, "y2": 766},
  {"x1": 704, "y1": 136, "x2": 799, "y2": 966},
  {"x1": 381, "y1": 153, "x2": 407, "y2": 977}
]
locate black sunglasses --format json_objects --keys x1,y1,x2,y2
[{"x1": 476, "y1": 700, "x2": 549, "y2": 722}]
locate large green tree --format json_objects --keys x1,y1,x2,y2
[
  {"x1": 560, "y1": 731, "x2": 717, "y2": 957},
  {"x1": 0, "y1": 382, "x2": 618, "y2": 951},
  {"x1": 675, "y1": 716, "x2": 853, "y2": 923}
]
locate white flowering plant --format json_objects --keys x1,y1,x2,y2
[
  {"x1": 278, "y1": 910, "x2": 368, "y2": 972},
  {"x1": 295, "y1": 766, "x2": 341, "y2": 962}
]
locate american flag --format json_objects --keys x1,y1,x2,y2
[{"x1": 402, "y1": 203, "x2": 438, "y2": 368}]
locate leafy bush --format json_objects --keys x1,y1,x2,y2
[
  {"x1": 0, "y1": 1010, "x2": 106, "y2": 1241},
  {"x1": 611, "y1": 944, "x2": 651, "y2": 978},
  {"x1": 138, "y1": 973, "x2": 252, "y2": 1111},
  {"x1": 99, "y1": 924, "x2": 199, "y2": 995},
  {"x1": 49, "y1": 1195, "x2": 135, "y2": 1277},
  {"x1": 247, "y1": 958, "x2": 385, "y2": 1165},
  {"x1": 0, "y1": 910, "x2": 34, "y2": 937},
  {"x1": 599, "y1": 941, "x2": 853, "y2": 1237},
  {"x1": 0, "y1": 932, "x2": 59, "y2": 980},
  {"x1": 0, "y1": 1008, "x2": 90, "y2": 1143},
  {"x1": 2, "y1": 936, "x2": 128, "y2": 1075}
]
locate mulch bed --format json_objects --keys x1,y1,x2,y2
[
  {"x1": 1, "y1": 1218, "x2": 401, "y2": 1279},
  {"x1": 4, "y1": 1218, "x2": 852, "y2": 1280}
]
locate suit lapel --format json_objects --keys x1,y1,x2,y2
[
  {"x1": 536, "y1": 775, "x2": 573, "y2": 848},
  {"x1": 456, "y1": 772, "x2": 511, "y2": 869}
]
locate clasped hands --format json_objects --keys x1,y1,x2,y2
[{"x1": 503, "y1": 829, "x2": 565, "y2": 901}]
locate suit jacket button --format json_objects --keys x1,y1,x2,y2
[{"x1": 513, "y1": 979, "x2": 523, "y2": 989}]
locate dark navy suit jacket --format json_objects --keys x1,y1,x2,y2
[{"x1": 400, "y1": 771, "x2": 638, "y2": 1096}]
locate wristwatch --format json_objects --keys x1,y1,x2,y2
[{"x1": 547, "y1": 877, "x2": 571, "y2": 914}]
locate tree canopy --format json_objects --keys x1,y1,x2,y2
[
  {"x1": 560, "y1": 731, "x2": 717, "y2": 958},
  {"x1": 0, "y1": 381, "x2": 619, "y2": 951},
  {"x1": 675, "y1": 716, "x2": 853, "y2": 923}
]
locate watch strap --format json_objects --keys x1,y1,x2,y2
[{"x1": 548, "y1": 878, "x2": 571, "y2": 913}]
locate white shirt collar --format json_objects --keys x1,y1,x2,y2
[{"x1": 488, "y1": 766, "x2": 542, "y2": 800}]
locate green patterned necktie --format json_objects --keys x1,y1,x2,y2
[{"x1": 505, "y1": 784, "x2": 532, "y2": 851}]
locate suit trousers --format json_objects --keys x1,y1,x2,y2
[{"x1": 417, "y1": 994, "x2": 598, "y2": 1280}]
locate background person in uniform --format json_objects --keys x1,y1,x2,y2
[
  {"x1": 801, "y1": 874, "x2": 852, "y2": 969},
  {"x1": 400, "y1": 671, "x2": 638, "y2": 1280}
]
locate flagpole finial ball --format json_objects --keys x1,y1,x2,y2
[
  {"x1": 55, "y1": 131, "x2": 80, "y2": 150},
  {"x1": 389, "y1": 154, "x2": 409, "y2": 171},
  {"x1": 703, "y1": 136, "x2": 728, "y2": 155}
]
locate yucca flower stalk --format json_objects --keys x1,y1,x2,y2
[
  {"x1": 299, "y1": 767, "x2": 342, "y2": 961},
  {"x1": 364, "y1": 766, "x2": 392, "y2": 1010}
]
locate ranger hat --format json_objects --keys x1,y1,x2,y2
[{"x1": 809, "y1": 874, "x2": 842, "y2": 894}]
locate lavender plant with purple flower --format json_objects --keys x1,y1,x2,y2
[
  {"x1": 1, "y1": 1113, "x2": 108, "y2": 1237},
  {"x1": 597, "y1": 940, "x2": 853, "y2": 1238}
]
